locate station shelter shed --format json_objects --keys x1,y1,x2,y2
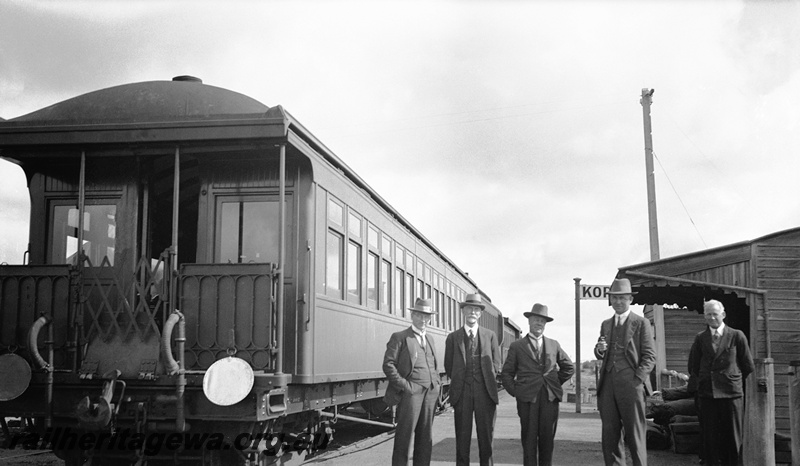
[{"x1": 616, "y1": 226, "x2": 800, "y2": 435}]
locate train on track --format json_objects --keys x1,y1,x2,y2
[{"x1": 0, "y1": 76, "x2": 518, "y2": 465}]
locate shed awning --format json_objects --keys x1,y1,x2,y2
[
  {"x1": 627, "y1": 281, "x2": 748, "y2": 314},
  {"x1": 617, "y1": 269, "x2": 763, "y2": 315}
]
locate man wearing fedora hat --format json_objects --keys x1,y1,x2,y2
[
  {"x1": 383, "y1": 297, "x2": 442, "y2": 466},
  {"x1": 593, "y1": 278, "x2": 656, "y2": 466},
  {"x1": 501, "y1": 303, "x2": 574, "y2": 466},
  {"x1": 688, "y1": 299, "x2": 754, "y2": 466},
  {"x1": 444, "y1": 293, "x2": 502, "y2": 466}
]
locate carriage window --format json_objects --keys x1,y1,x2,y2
[
  {"x1": 326, "y1": 231, "x2": 343, "y2": 298},
  {"x1": 377, "y1": 235, "x2": 391, "y2": 310},
  {"x1": 216, "y1": 200, "x2": 278, "y2": 263},
  {"x1": 328, "y1": 198, "x2": 343, "y2": 226},
  {"x1": 433, "y1": 290, "x2": 439, "y2": 327},
  {"x1": 367, "y1": 252, "x2": 378, "y2": 309},
  {"x1": 368, "y1": 226, "x2": 379, "y2": 250},
  {"x1": 50, "y1": 204, "x2": 117, "y2": 266},
  {"x1": 347, "y1": 241, "x2": 361, "y2": 303},
  {"x1": 348, "y1": 212, "x2": 362, "y2": 239},
  {"x1": 439, "y1": 291, "x2": 445, "y2": 328},
  {"x1": 382, "y1": 234, "x2": 392, "y2": 258},
  {"x1": 395, "y1": 267, "x2": 404, "y2": 315},
  {"x1": 381, "y1": 260, "x2": 391, "y2": 311},
  {"x1": 448, "y1": 297, "x2": 454, "y2": 329},
  {"x1": 405, "y1": 273, "x2": 413, "y2": 318}
]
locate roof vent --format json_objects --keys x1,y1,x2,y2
[{"x1": 172, "y1": 75, "x2": 203, "y2": 83}]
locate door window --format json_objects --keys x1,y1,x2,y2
[
  {"x1": 49, "y1": 203, "x2": 117, "y2": 266},
  {"x1": 216, "y1": 198, "x2": 279, "y2": 264}
]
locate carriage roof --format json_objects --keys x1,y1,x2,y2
[{"x1": 0, "y1": 76, "x2": 482, "y2": 293}]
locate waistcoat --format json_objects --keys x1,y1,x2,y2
[
  {"x1": 465, "y1": 330, "x2": 486, "y2": 386},
  {"x1": 606, "y1": 319, "x2": 634, "y2": 373},
  {"x1": 409, "y1": 337, "x2": 438, "y2": 388}
]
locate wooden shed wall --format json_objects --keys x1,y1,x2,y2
[
  {"x1": 753, "y1": 230, "x2": 800, "y2": 433},
  {"x1": 662, "y1": 307, "x2": 706, "y2": 378}
]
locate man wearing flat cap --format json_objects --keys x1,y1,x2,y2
[
  {"x1": 383, "y1": 297, "x2": 442, "y2": 466},
  {"x1": 593, "y1": 278, "x2": 656, "y2": 466},
  {"x1": 444, "y1": 293, "x2": 502, "y2": 466},
  {"x1": 501, "y1": 303, "x2": 574, "y2": 466}
]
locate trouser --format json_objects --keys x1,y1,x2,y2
[
  {"x1": 598, "y1": 367, "x2": 647, "y2": 466},
  {"x1": 697, "y1": 396, "x2": 743, "y2": 466},
  {"x1": 392, "y1": 382, "x2": 440, "y2": 466},
  {"x1": 453, "y1": 381, "x2": 496, "y2": 466},
  {"x1": 516, "y1": 385, "x2": 559, "y2": 466}
]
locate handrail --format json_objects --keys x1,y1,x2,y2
[
  {"x1": 161, "y1": 311, "x2": 183, "y2": 375},
  {"x1": 27, "y1": 315, "x2": 54, "y2": 428},
  {"x1": 160, "y1": 310, "x2": 187, "y2": 432},
  {"x1": 27, "y1": 315, "x2": 52, "y2": 370}
]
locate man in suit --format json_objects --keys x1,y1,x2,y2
[
  {"x1": 593, "y1": 278, "x2": 656, "y2": 466},
  {"x1": 688, "y1": 299, "x2": 754, "y2": 465},
  {"x1": 444, "y1": 293, "x2": 502, "y2": 466},
  {"x1": 383, "y1": 297, "x2": 442, "y2": 466},
  {"x1": 501, "y1": 303, "x2": 574, "y2": 466}
]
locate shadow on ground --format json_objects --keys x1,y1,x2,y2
[{"x1": 431, "y1": 437, "x2": 700, "y2": 465}]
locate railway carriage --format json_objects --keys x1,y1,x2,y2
[
  {"x1": 0, "y1": 76, "x2": 504, "y2": 464},
  {"x1": 501, "y1": 317, "x2": 522, "y2": 365}
]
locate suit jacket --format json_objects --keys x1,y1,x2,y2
[
  {"x1": 501, "y1": 335, "x2": 574, "y2": 402},
  {"x1": 444, "y1": 326, "x2": 502, "y2": 405},
  {"x1": 593, "y1": 312, "x2": 656, "y2": 394},
  {"x1": 687, "y1": 326, "x2": 754, "y2": 399},
  {"x1": 382, "y1": 327, "x2": 440, "y2": 406}
]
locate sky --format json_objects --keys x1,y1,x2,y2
[{"x1": 1, "y1": 0, "x2": 799, "y2": 362}]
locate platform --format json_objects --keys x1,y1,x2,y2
[{"x1": 308, "y1": 390, "x2": 701, "y2": 465}]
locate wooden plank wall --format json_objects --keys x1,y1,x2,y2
[
  {"x1": 662, "y1": 307, "x2": 707, "y2": 380},
  {"x1": 754, "y1": 231, "x2": 800, "y2": 434}
]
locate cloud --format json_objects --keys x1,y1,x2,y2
[{"x1": 1, "y1": 0, "x2": 798, "y2": 361}]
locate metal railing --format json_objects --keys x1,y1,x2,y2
[{"x1": 179, "y1": 263, "x2": 276, "y2": 371}]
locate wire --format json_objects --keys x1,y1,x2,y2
[
  {"x1": 652, "y1": 150, "x2": 708, "y2": 248},
  {"x1": 658, "y1": 108, "x2": 722, "y2": 174}
]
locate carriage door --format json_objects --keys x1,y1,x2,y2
[{"x1": 182, "y1": 154, "x2": 294, "y2": 373}]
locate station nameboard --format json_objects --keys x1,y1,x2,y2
[{"x1": 580, "y1": 284, "x2": 610, "y2": 300}]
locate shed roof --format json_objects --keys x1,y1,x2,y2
[{"x1": 616, "y1": 226, "x2": 800, "y2": 311}]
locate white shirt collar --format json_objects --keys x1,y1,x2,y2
[
  {"x1": 412, "y1": 324, "x2": 426, "y2": 336},
  {"x1": 463, "y1": 324, "x2": 479, "y2": 336},
  {"x1": 712, "y1": 323, "x2": 725, "y2": 336},
  {"x1": 615, "y1": 310, "x2": 632, "y2": 325},
  {"x1": 528, "y1": 333, "x2": 543, "y2": 342}
]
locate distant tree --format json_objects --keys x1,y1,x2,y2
[{"x1": 581, "y1": 360, "x2": 599, "y2": 370}]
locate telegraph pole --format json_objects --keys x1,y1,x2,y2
[
  {"x1": 641, "y1": 88, "x2": 660, "y2": 258},
  {"x1": 640, "y1": 88, "x2": 666, "y2": 389}
]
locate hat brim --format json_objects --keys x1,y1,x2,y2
[
  {"x1": 409, "y1": 307, "x2": 435, "y2": 314},
  {"x1": 459, "y1": 302, "x2": 485, "y2": 310},
  {"x1": 523, "y1": 312, "x2": 553, "y2": 322}
]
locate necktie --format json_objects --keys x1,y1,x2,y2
[
  {"x1": 532, "y1": 337, "x2": 539, "y2": 353},
  {"x1": 712, "y1": 331, "x2": 720, "y2": 351},
  {"x1": 616, "y1": 316, "x2": 623, "y2": 327},
  {"x1": 468, "y1": 330, "x2": 475, "y2": 353}
]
